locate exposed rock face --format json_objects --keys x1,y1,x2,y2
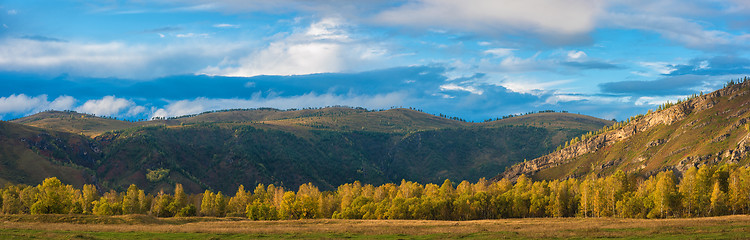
[{"x1": 496, "y1": 81, "x2": 750, "y2": 181}]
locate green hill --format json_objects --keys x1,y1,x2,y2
[
  {"x1": 10, "y1": 111, "x2": 160, "y2": 137},
  {"x1": 0, "y1": 121, "x2": 98, "y2": 188},
  {"x1": 4, "y1": 107, "x2": 612, "y2": 193},
  {"x1": 497, "y1": 79, "x2": 750, "y2": 182}
]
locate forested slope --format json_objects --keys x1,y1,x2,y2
[{"x1": 4, "y1": 108, "x2": 612, "y2": 193}]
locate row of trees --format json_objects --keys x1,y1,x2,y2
[{"x1": 2, "y1": 164, "x2": 750, "y2": 220}]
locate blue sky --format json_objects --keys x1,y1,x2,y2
[{"x1": 1, "y1": 0, "x2": 749, "y2": 121}]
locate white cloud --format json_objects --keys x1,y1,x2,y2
[
  {"x1": 213, "y1": 23, "x2": 239, "y2": 28},
  {"x1": 567, "y1": 50, "x2": 587, "y2": 60},
  {"x1": 484, "y1": 48, "x2": 515, "y2": 58},
  {"x1": 0, "y1": 37, "x2": 242, "y2": 78},
  {"x1": 493, "y1": 53, "x2": 549, "y2": 73},
  {"x1": 201, "y1": 18, "x2": 391, "y2": 77},
  {"x1": 501, "y1": 78, "x2": 572, "y2": 95},
  {"x1": 0, "y1": 94, "x2": 48, "y2": 114},
  {"x1": 0, "y1": 94, "x2": 77, "y2": 118},
  {"x1": 545, "y1": 93, "x2": 631, "y2": 105},
  {"x1": 638, "y1": 61, "x2": 677, "y2": 75},
  {"x1": 176, "y1": 33, "x2": 210, "y2": 38},
  {"x1": 634, "y1": 95, "x2": 689, "y2": 106},
  {"x1": 150, "y1": 92, "x2": 408, "y2": 119},
  {"x1": 603, "y1": 12, "x2": 750, "y2": 50},
  {"x1": 76, "y1": 96, "x2": 136, "y2": 116},
  {"x1": 49, "y1": 96, "x2": 77, "y2": 110},
  {"x1": 375, "y1": 0, "x2": 604, "y2": 39},
  {"x1": 439, "y1": 83, "x2": 484, "y2": 95},
  {"x1": 7, "y1": 9, "x2": 17, "y2": 15}
]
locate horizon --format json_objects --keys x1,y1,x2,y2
[{"x1": 2, "y1": 1, "x2": 750, "y2": 121}]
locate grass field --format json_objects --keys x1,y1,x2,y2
[{"x1": 1, "y1": 214, "x2": 749, "y2": 239}]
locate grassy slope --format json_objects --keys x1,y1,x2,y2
[
  {"x1": 10, "y1": 111, "x2": 166, "y2": 137},
  {"x1": 8, "y1": 108, "x2": 612, "y2": 193},
  {"x1": 0, "y1": 121, "x2": 96, "y2": 188},
  {"x1": 0, "y1": 214, "x2": 748, "y2": 239},
  {"x1": 530, "y1": 83, "x2": 750, "y2": 181}
]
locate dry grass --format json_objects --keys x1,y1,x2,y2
[{"x1": 1, "y1": 214, "x2": 749, "y2": 239}]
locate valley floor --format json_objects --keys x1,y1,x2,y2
[{"x1": 0, "y1": 214, "x2": 749, "y2": 239}]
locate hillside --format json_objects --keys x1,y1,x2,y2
[
  {"x1": 4, "y1": 107, "x2": 612, "y2": 193},
  {"x1": 0, "y1": 121, "x2": 98, "y2": 187},
  {"x1": 497, "y1": 79, "x2": 750, "y2": 181},
  {"x1": 11, "y1": 111, "x2": 158, "y2": 137}
]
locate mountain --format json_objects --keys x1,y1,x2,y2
[
  {"x1": 5, "y1": 108, "x2": 612, "y2": 193},
  {"x1": 497, "y1": 79, "x2": 750, "y2": 182}
]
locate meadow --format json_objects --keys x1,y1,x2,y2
[{"x1": 1, "y1": 214, "x2": 749, "y2": 239}]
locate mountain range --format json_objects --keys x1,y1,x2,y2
[{"x1": 1, "y1": 107, "x2": 611, "y2": 193}]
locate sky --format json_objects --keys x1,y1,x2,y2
[{"x1": 1, "y1": 0, "x2": 749, "y2": 122}]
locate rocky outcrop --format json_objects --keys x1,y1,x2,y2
[{"x1": 496, "y1": 81, "x2": 750, "y2": 181}]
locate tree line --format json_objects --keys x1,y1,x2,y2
[{"x1": 2, "y1": 164, "x2": 749, "y2": 220}]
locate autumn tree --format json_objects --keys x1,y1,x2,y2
[
  {"x1": 227, "y1": 185, "x2": 250, "y2": 217},
  {"x1": 31, "y1": 177, "x2": 73, "y2": 214},
  {"x1": 2, "y1": 185, "x2": 22, "y2": 214},
  {"x1": 648, "y1": 171, "x2": 680, "y2": 218},
  {"x1": 122, "y1": 184, "x2": 141, "y2": 214}
]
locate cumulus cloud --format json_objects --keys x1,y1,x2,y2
[
  {"x1": 49, "y1": 96, "x2": 77, "y2": 110},
  {"x1": 0, "y1": 94, "x2": 77, "y2": 119},
  {"x1": 0, "y1": 94, "x2": 49, "y2": 114},
  {"x1": 201, "y1": 18, "x2": 391, "y2": 77},
  {"x1": 76, "y1": 96, "x2": 138, "y2": 117}
]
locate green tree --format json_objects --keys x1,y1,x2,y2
[
  {"x1": 81, "y1": 184, "x2": 99, "y2": 214},
  {"x1": 200, "y1": 190, "x2": 216, "y2": 217},
  {"x1": 170, "y1": 183, "x2": 187, "y2": 213},
  {"x1": 122, "y1": 184, "x2": 141, "y2": 214},
  {"x1": 92, "y1": 198, "x2": 114, "y2": 215},
  {"x1": 151, "y1": 190, "x2": 174, "y2": 217},
  {"x1": 215, "y1": 191, "x2": 227, "y2": 217},
  {"x1": 138, "y1": 190, "x2": 150, "y2": 214}
]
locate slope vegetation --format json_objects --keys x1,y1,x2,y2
[
  {"x1": 5, "y1": 108, "x2": 612, "y2": 193},
  {"x1": 0, "y1": 121, "x2": 98, "y2": 187},
  {"x1": 498, "y1": 79, "x2": 750, "y2": 181}
]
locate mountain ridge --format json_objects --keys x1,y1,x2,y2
[
  {"x1": 496, "y1": 78, "x2": 750, "y2": 182},
  {"x1": 4, "y1": 107, "x2": 613, "y2": 193}
]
